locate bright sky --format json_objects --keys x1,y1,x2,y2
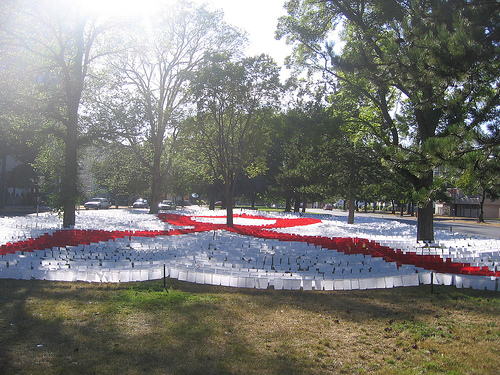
[
  {"x1": 78, "y1": 0, "x2": 294, "y2": 74},
  {"x1": 194, "y1": 0, "x2": 292, "y2": 68}
]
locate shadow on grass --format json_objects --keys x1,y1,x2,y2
[{"x1": 0, "y1": 279, "x2": 499, "y2": 374}]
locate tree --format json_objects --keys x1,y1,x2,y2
[
  {"x1": 99, "y1": 1, "x2": 243, "y2": 215},
  {"x1": 88, "y1": 143, "x2": 150, "y2": 205},
  {"x1": 324, "y1": 136, "x2": 386, "y2": 223},
  {"x1": 1, "y1": 0, "x2": 113, "y2": 227},
  {"x1": 268, "y1": 98, "x2": 340, "y2": 212},
  {"x1": 189, "y1": 53, "x2": 281, "y2": 226},
  {"x1": 453, "y1": 147, "x2": 500, "y2": 223},
  {"x1": 278, "y1": 0, "x2": 500, "y2": 241}
]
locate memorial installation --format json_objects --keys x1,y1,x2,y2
[{"x1": 1, "y1": 210, "x2": 499, "y2": 291}]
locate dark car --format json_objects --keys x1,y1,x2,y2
[
  {"x1": 132, "y1": 198, "x2": 149, "y2": 208},
  {"x1": 177, "y1": 200, "x2": 192, "y2": 207},
  {"x1": 158, "y1": 200, "x2": 176, "y2": 210},
  {"x1": 323, "y1": 203, "x2": 333, "y2": 210},
  {"x1": 84, "y1": 198, "x2": 111, "y2": 210}
]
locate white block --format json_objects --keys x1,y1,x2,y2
[
  {"x1": 273, "y1": 278, "x2": 283, "y2": 290},
  {"x1": 203, "y1": 273, "x2": 213, "y2": 285},
  {"x1": 211, "y1": 274, "x2": 221, "y2": 285},
  {"x1": 231, "y1": 276, "x2": 241, "y2": 288},
  {"x1": 256, "y1": 277, "x2": 268, "y2": 289},
  {"x1": 333, "y1": 279, "x2": 344, "y2": 290},
  {"x1": 187, "y1": 271, "x2": 196, "y2": 283},
  {"x1": 118, "y1": 270, "x2": 130, "y2": 283},
  {"x1": 195, "y1": 272, "x2": 205, "y2": 284},
  {"x1": 402, "y1": 274, "x2": 419, "y2": 287},
  {"x1": 220, "y1": 275, "x2": 230, "y2": 286},
  {"x1": 169, "y1": 268, "x2": 179, "y2": 279},
  {"x1": 376, "y1": 277, "x2": 386, "y2": 289},
  {"x1": 393, "y1": 276, "x2": 403, "y2": 287},
  {"x1": 302, "y1": 279, "x2": 313, "y2": 291},
  {"x1": 419, "y1": 272, "x2": 432, "y2": 284},
  {"x1": 384, "y1": 276, "x2": 394, "y2": 288},
  {"x1": 245, "y1": 277, "x2": 255, "y2": 288},
  {"x1": 290, "y1": 279, "x2": 301, "y2": 290}
]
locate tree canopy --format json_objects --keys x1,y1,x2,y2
[
  {"x1": 278, "y1": 0, "x2": 500, "y2": 240},
  {"x1": 188, "y1": 53, "x2": 281, "y2": 226}
]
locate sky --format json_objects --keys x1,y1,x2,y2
[
  {"x1": 79, "y1": 0, "x2": 293, "y2": 67},
  {"x1": 193, "y1": 0, "x2": 293, "y2": 70}
]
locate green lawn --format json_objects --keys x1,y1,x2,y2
[{"x1": 0, "y1": 279, "x2": 499, "y2": 374}]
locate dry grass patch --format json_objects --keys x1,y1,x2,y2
[{"x1": 0, "y1": 278, "x2": 499, "y2": 374}]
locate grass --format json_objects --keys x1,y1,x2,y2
[{"x1": 0, "y1": 279, "x2": 499, "y2": 374}]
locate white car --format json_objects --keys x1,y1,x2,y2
[
  {"x1": 133, "y1": 198, "x2": 149, "y2": 208},
  {"x1": 84, "y1": 198, "x2": 111, "y2": 210},
  {"x1": 158, "y1": 200, "x2": 176, "y2": 210}
]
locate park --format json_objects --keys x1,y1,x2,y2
[
  {"x1": 1, "y1": 0, "x2": 499, "y2": 373},
  {"x1": 1, "y1": 207, "x2": 500, "y2": 374}
]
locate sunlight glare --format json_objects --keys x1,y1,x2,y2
[{"x1": 73, "y1": 0, "x2": 163, "y2": 18}]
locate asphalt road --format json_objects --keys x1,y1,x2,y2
[{"x1": 309, "y1": 209, "x2": 500, "y2": 240}]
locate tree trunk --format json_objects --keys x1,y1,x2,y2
[
  {"x1": 62, "y1": 106, "x2": 79, "y2": 228},
  {"x1": 62, "y1": 21, "x2": 87, "y2": 229},
  {"x1": 293, "y1": 196, "x2": 300, "y2": 213},
  {"x1": 226, "y1": 181, "x2": 234, "y2": 227},
  {"x1": 417, "y1": 200, "x2": 434, "y2": 242},
  {"x1": 478, "y1": 190, "x2": 486, "y2": 223},
  {"x1": 149, "y1": 145, "x2": 162, "y2": 215},
  {"x1": 285, "y1": 196, "x2": 292, "y2": 212},
  {"x1": 415, "y1": 170, "x2": 435, "y2": 242},
  {"x1": 347, "y1": 195, "x2": 355, "y2": 224}
]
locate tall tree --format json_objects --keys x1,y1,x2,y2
[
  {"x1": 1, "y1": 0, "x2": 113, "y2": 227},
  {"x1": 101, "y1": 1, "x2": 243, "y2": 214},
  {"x1": 278, "y1": 0, "x2": 500, "y2": 241},
  {"x1": 189, "y1": 53, "x2": 281, "y2": 226},
  {"x1": 269, "y1": 98, "x2": 341, "y2": 212}
]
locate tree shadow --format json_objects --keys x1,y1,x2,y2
[{"x1": 1, "y1": 279, "x2": 498, "y2": 374}]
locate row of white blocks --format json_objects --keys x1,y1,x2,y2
[
  {"x1": 1, "y1": 229, "x2": 499, "y2": 291},
  {"x1": 418, "y1": 271, "x2": 498, "y2": 291},
  {"x1": 378, "y1": 238, "x2": 500, "y2": 269},
  {"x1": 2, "y1": 260, "x2": 498, "y2": 291},
  {"x1": 0, "y1": 264, "x2": 420, "y2": 290}
]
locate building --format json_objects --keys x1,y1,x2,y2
[{"x1": 435, "y1": 189, "x2": 500, "y2": 219}]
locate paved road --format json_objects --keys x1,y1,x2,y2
[{"x1": 309, "y1": 209, "x2": 500, "y2": 240}]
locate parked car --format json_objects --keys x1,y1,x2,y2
[
  {"x1": 132, "y1": 198, "x2": 149, "y2": 208},
  {"x1": 323, "y1": 203, "x2": 333, "y2": 210},
  {"x1": 84, "y1": 198, "x2": 111, "y2": 210},
  {"x1": 158, "y1": 200, "x2": 175, "y2": 210}
]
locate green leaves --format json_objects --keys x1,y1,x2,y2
[{"x1": 278, "y1": 0, "x2": 500, "y2": 239}]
